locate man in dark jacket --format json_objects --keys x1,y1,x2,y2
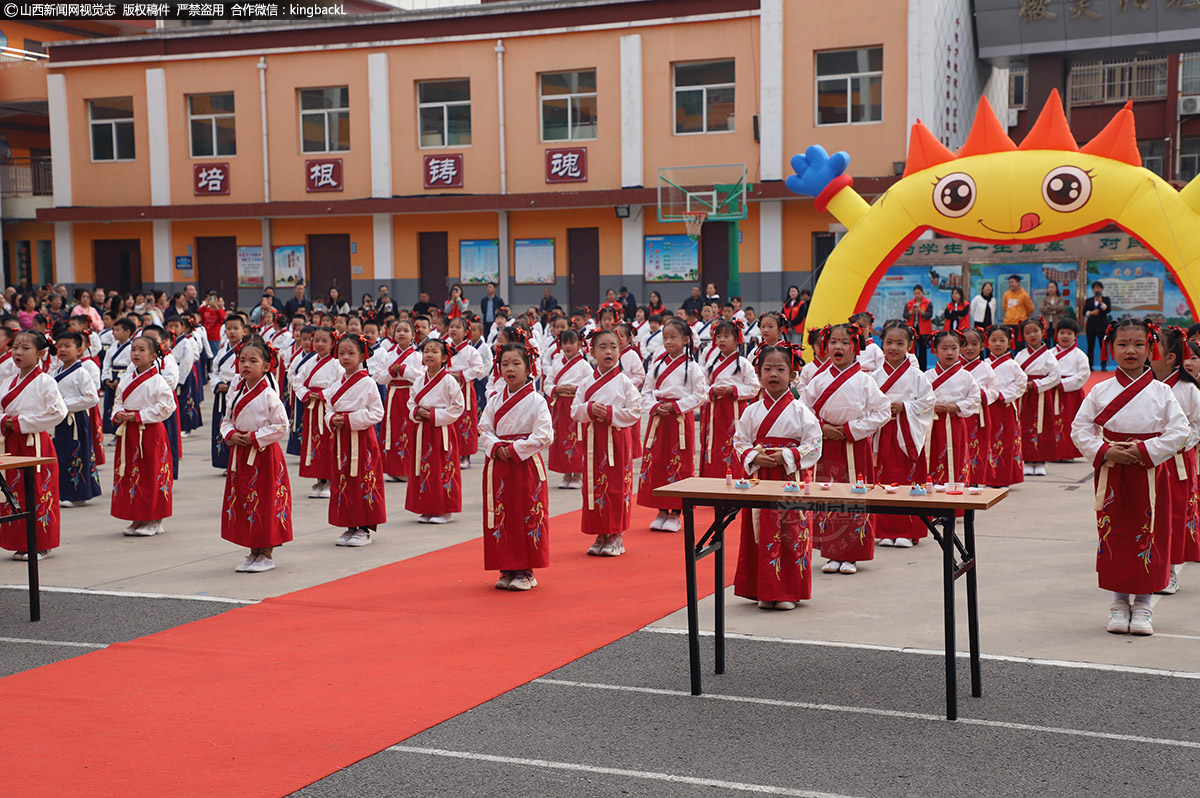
[{"x1": 1083, "y1": 281, "x2": 1112, "y2": 370}]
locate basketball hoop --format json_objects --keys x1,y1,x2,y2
[{"x1": 683, "y1": 211, "x2": 707, "y2": 242}]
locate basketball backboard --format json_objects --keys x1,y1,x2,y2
[{"x1": 657, "y1": 163, "x2": 748, "y2": 223}]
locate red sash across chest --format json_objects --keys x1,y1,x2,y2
[
  {"x1": 414, "y1": 368, "x2": 450, "y2": 407},
  {"x1": 231, "y1": 378, "x2": 268, "y2": 422},
  {"x1": 878, "y1": 359, "x2": 911, "y2": 395},
  {"x1": 653, "y1": 354, "x2": 687, "y2": 391},
  {"x1": 754, "y1": 392, "x2": 794, "y2": 443},
  {"x1": 811, "y1": 363, "x2": 861, "y2": 418},
  {"x1": 1020, "y1": 346, "x2": 1049, "y2": 374},
  {"x1": 304, "y1": 354, "x2": 334, "y2": 390},
  {"x1": 709, "y1": 352, "x2": 739, "y2": 383},
  {"x1": 329, "y1": 368, "x2": 370, "y2": 408},
  {"x1": 121, "y1": 366, "x2": 160, "y2": 403},
  {"x1": 389, "y1": 346, "x2": 415, "y2": 379},
  {"x1": 3, "y1": 367, "x2": 42, "y2": 409},
  {"x1": 583, "y1": 367, "x2": 621, "y2": 403},
  {"x1": 931, "y1": 361, "x2": 962, "y2": 391},
  {"x1": 1094, "y1": 368, "x2": 1154, "y2": 428},
  {"x1": 550, "y1": 354, "x2": 586, "y2": 393},
  {"x1": 989, "y1": 353, "x2": 1013, "y2": 369},
  {"x1": 494, "y1": 382, "x2": 536, "y2": 427}
]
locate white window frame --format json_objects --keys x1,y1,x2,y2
[
  {"x1": 539, "y1": 69, "x2": 598, "y2": 143},
  {"x1": 417, "y1": 79, "x2": 472, "y2": 150},
  {"x1": 88, "y1": 97, "x2": 135, "y2": 163},
  {"x1": 1009, "y1": 66, "x2": 1028, "y2": 111},
  {"x1": 814, "y1": 47, "x2": 883, "y2": 127},
  {"x1": 1180, "y1": 137, "x2": 1200, "y2": 185},
  {"x1": 188, "y1": 92, "x2": 236, "y2": 159},
  {"x1": 672, "y1": 59, "x2": 736, "y2": 136},
  {"x1": 1067, "y1": 57, "x2": 1168, "y2": 106},
  {"x1": 299, "y1": 86, "x2": 350, "y2": 154},
  {"x1": 1138, "y1": 139, "x2": 1167, "y2": 179}
]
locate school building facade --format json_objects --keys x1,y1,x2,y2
[{"x1": 32, "y1": 0, "x2": 1005, "y2": 312}]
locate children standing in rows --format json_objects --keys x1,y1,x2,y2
[
  {"x1": 139, "y1": 326, "x2": 182, "y2": 479},
  {"x1": 1053, "y1": 319, "x2": 1091, "y2": 461},
  {"x1": 544, "y1": 329, "x2": 589, "y2": 490},
  {"x1": 571, "y1": 329, "x2": 641, "y2": 557},
  {"x1": 615, "y1": 323, "x2": 646, "y2": 459},
  {"x1": 447, "y1": 317, "x2": 486, "y2": 469},
  {"x1": 101, "y1": 318, "x2": 134, "y2": 438},
  {"x1": 0, "y1": 332, "x2": 67, "y2": 561},
  {"x1": 984, "y1": 325, "x2": 1027, "y2": 486},
  {"x1": 327, "y1": 334, "x2": 387, "y2": 546},
  {"x1": 373, "y1": 319, "x2": 420, "y2": 482},
  {"x1": 873, "y1": 322, "x2": 934, "y2": 547},
  {"x1": 52, "y1": 331, "x2": 102, "y2": 508},
  {"x1": 642, "y1": 314, "x2": 664, "y2": 366},
  {"x1": 1152, "y1": 326, "x2": 1200, "y2": 595},
  {"x1": 959, "y1": 328, "x2": 998, "y2": 485},
  {"x1": 802, "y1": 324, "x2": 890, "y2": 574},
  {"x1": 111, "y1": 336, "x2": 175, "y2": 538},
  {"x1": 286, "y1": 325, "x2": 316, "y2": 457},
  {"x1": 925, "y1": 331, "x2": 981, "y2": 487},
  {"x1": 851, "y1": 313, "x2": 883, "y2": 373},
  {"x1": 296, "y1": 327, "x2": 340, "y2": 498},
  {"x1": 168, "y1": 316, "x2": 203, "y2": 438},
  {"x1": 209, "y1": 314, "x2": 246, "y2": 471},
  {"x1": 1015, "y1": 318, "x2": 1061, "y2": 476},
  {"x1": 700, "y1": 321, "x2": 760, "y2": 479},
  {"x1": 638, "y1": 318, "x2": 709, "y2": 532},
  {"x1": 220, "y1": 341, "x2": 292, "y2": 573},
  {"x1": 733, "y1": 345, "x2": 823, "y2": 609},
  {"x1": 1071, "y1": 319, "x2": 1189, "y2": 636},
  {"x1": 406, "y1": 338, "x2": 464, "y2": 524},
  {"x1": 480, "y1": 338, "x2": 554, "y2": 590}
]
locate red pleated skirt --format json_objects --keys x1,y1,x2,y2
[
  {"x1": 1020, "y1": 389, "x2": 1057, "y2": 463},
  {"x1": 815, "y1": 434, "x2": 876, "y2": 561},
  {"x1": 547, "y1": 395, "x2": 584, "y2": 473},
  {"x1": 1168, "y1": 447, "x2": 1200, "y2": 565},
  {"x1": 89, "y1": 404, "x2": 106, "y2": 466},
  {"x1": 221, "y1": 442, "x2": 294, "y2": 548},
  {"x1": 381, "y1": 384, "x2": 415, "y2": 478},
  {"x1": 580, "y1": 423, "x2": 633, "y2": 535},
  {"x1": 298, "y1": 397, "x2": 331, "y2": 479},
  {"x1": 1055, "y1": 388, "x2": 1084, "y2": 460},
  {"x1": 405, "y1": 418, "x2": 462, "y2": 515},
  {"x1": 986, "y1": 399, "x2": 1024, "y2": 486},
  {"x1": 734, "y1": 463, "x2": 814, "y2": 602},
  {"x1": 111, "y1": 421, "x2": 173, "y2": 521},
  {"x1": 0, "y1": 431, "x2": 59, "y2": 551},
  {"x1": 1095, "y1": 459, "x2": 1172, "y2": 594},
  {"x1": 928, "y1": 412, "x2": 969, "y2": 485},
  {"x1": 631, "y1": 418, "x2": 642, "y2": 459},
  {"x1": 482, "y1": 451, "x2": 550, "y2": 570},
  {"x1": 874, "y1": 420, "x2": 929, "y2": 541},
  {"x1": 454, "y1": 378, "x2": 480, "y2": 457},
  {"x1": 636, "y1": 410, "x2": 695, "y2": 511},
  {"x1": 330, "y1": 426, "x2": 388, "y2": 527},
  {"x1": 699, "y1": 397, "x2": 745, "y2": 479}
]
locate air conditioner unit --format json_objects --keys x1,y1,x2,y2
[{"x1": 1180, "y1": 94, "x2": 1200, "y2": 116}]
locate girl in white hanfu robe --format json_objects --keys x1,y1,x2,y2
[
  {"x1": 1072, "y1": 320, "x2": 1189, "y2": 636},
  {"x1": 481, "y1": 342, "x2": 554, "y2": 592},
  {"x1": 960, "y1": 328, "x2": 999, "y2": 486},
  {"x1": 616, "y1": 323, "x2": 646, "y2": 459},
  {"x1": 220, "y1": 341, "x2": 292, "y2": 573},
  {"x1": 571, "y1": 330, "x2": 642, "y2": 558},
  {"x1": 733, "y1": 344, "x2": 823, "y2": 608},
  {"x1": 294, "y1": 328, "x2": 341, "y2": 497},
  {"x1": 984, "y1": 325, "x2": 1028, "y2": 486},
  {"x1": 544, "y1": 329, "x2": 591, "y2": 488},
  {"x1": 286, "y1": 329, "x2": 316, "y2": 456},
  {"x1": 700, "y1": 321, "x2": 761, "y2": 480},
  {"x1": 326, "y1": 335, "x2": 387, "y2": 545},
  {"x1": 447, "y1": 318, "x2": 488, "y2": 468},
  {"x1": 111, "y1": 337, "x2": 176, "y2": 537},
  {"x1": 406, "y1": 339, "x2": 465, "y2": 523},
  {"x1": 52, "y1": 333, "x2": 102, "y2": 506},
  {"x1": 924, "y1": 331, "x2": 982, "y2": 489},
  {"x1": 1053, "y1": 320, "x2": 1092, "y2": 460},
  {"x1": 1015, "y1": 319, "x2": 1061, "y2": 475},
  {"x1": 1152, "y1": 326, "x2": 1200, "y2": 591},
  {"x1": 0, "y1": 332, "x2": 68, "y2": 560},
  {"x1": 371, "y1": 320, "x2": 422, "y2": 480}
]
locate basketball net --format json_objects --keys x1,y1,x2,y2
[{"x1": 683, "y1": 211, "x2": 707, "y2": 242}]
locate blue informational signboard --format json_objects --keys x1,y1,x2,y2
[
  {"x1": 864, "y1": 265, "x2": 961, "y2": 333},
  {"x1": 644, "y1": 234, "x2": 699, "y2": 282},
  {"x1": 459, "y1": 239, "x2": 500, "y2": 285},
  {"x1": 1088, "y1": 260, "x2": 1191, "y2": 326}
]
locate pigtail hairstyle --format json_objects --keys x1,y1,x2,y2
[
  {"x1": 753, "y1": 342, "x2": 804, "y2": 375},
  {"x1": 711, "y1": 320, "x2": 743, "y2": 376},
  {"x1": 496, "y1": 341, "x2": 536, "y2": 382},
  {"x1": 338, "y1": 332, "x2": 370, "y2": 364},
  {"x1": 985, "y1": 323, "x2": 1011, "y2": 346},
  {"x1": 659, "y1": 317, "x2": 694, "y2": 381},
  {"x1": 589, "y1": 328, "x2": 621, "y2": 372},
  {"x1": 1102, "y1": 318, "x2": 1152, "y2": 365},
  {"x1": 931, "y1": 329, "x2": 965, "y2": 350},
  {"x1": 235, "y1": 339, "x2": 280, "y2": 374},
  {"x1": 1162, "y1": 326, "x2": 1200, "y2": 389},
  {"x1": 422, "y1": 336, "x2": 453, "y2": 364},
  {"x1": 820, "y1": 323, "x2": 862, "y2": 356},
  {"x1": 805, "y1": 327, "x2": 825, "y2": 359},
  {"x1": 16, "y1": 329, "x2": 57, "y2": 359},
  {"x1": 881, "y1": 318, "x2": 915, "y2": 344}
]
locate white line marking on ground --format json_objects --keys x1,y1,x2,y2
[
  {"x1": 0, "y1": 637, "x2": 106, "y2": 649},
  {"x1": 642, "y1": 627, "x2": 1200, "y2": 680},
  {"x1": 387, "y1": 745, "x2": 866, "y2": 797},
  {"x1": 534, "y1": 679, "x2": 1200, "y2": 750},
  {"x1": 0, "y1": 585, "x2": 256, "y2": 604},
  {"x1": 1156, "y1": 633, "x2": 1200, "y2": 641}
]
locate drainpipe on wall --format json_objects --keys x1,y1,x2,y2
[
  {"x1": 258, "y1": 56, "x2": 270, "y2": 203},
  {"x1": 495, "y1": 39, "x2": 507, "y2": 195}
]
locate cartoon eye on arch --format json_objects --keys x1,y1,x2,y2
[
  {"x1": 932, "y1": 173, "x2": 976, "y2": 218},
  {"x1": 1041, "y1": 166, "x2": 1092, "y2": 213}
]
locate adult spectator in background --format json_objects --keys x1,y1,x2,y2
[
  {"x1": 199, "y1": 291, "x2": 226, "y2": 354},
  {"x1": 444, "y1": 283, "x2": 469, "y2": 319},
  {"x1": 184, "y1": 284, "x2": 200, "y2": 313},
  {"x1": 647, "y1": 291, "x2": 666, "y2": 318},
  {"x1": 150, "y1": 291, "x2": 168, "y2": 326},
  {"x1": 412, "y1": 291, "x2": 435, "y2": 316},
  {"x1": 1039, "y1": 280, "x2": 1068, "y2": 334},
  {"x1": 781, "y1": 286, "x2": 805, "y2": 342},
  {"x1": 905, "y1": 284, "x2": 934, "y2": 369},
  {"x1": 169, "y1": 292, "x2": 191, "y2": 319},
  {"x1": 46, "y1": 293, "x2": 67, "y2": 326},
  {"x1": 250, "y1": 293, "x2": 275, "y2": 325},
  {"x1": 539, "y1": 287, "x2": 558, "y2": 314},
  {"x1": 704, "y1": 282, "x2": 720, "y2": 304},
  {"x1": 92, "y1": 287, "x2": 107, "y2": 312},
  {"x1": 480, "y1": 282, "x2": 504, "y2": 332},
  {"x1": 260, "y1": 286, "x2": 284, "y2": 313},
  {"x1": 1002, "y1": 274, "x2": 1035, "y2": 344},
  {"x1": 943, "y1": 286, "x2": 969, "y2": 331},
  {"x1": 970, "y1": 281, "x2": 996, "y2": 327},
  {"x1": 324, "y1": 287, "x2": 351, "y2": 315},
  {"x1": 1083, "y1": 281, "x2": 1111, "y2": 370},
  {"x1": 618, "y1": 286, "x2": 637, "y2": 320},
  {"x1": 283, "y1": 281, "x2": 312, "y2": 318},
  {"x1": 681, "y1": 285, "x2": 705, "y2": 316},
  {"x1": 376, "y1": 284, "x2": 397, "y2": 316},
  {"x1": 600, "y1": 288, "x2": 623, "y2": 318},
  {"x1": 70, "y1": 289, "x2": 103, "y2": 332}
]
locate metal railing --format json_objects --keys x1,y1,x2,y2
[
  {"x1": 0, "y1": 159, "x2": 53, "y2": 198},
  {"x1": 1068, "y1": 57, "x2": 1168, "y2": 106}
]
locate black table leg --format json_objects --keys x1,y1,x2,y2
[
  {"x1": 964, "y1": 509, "x2": 981, "y2": 698},
  {"x1": 24, "y1": 467, "x2": 39, "y2": 622},
  {"x1": 941, "y1": 510, "x2": 957, "y2": 721},
  {"x1": 714, "y1": 504, "x2": 725, "y2": 676},
  {"x1": 683, "y1": 502, "x2": 701, "y2": 696}
]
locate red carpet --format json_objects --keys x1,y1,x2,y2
[{"x1": 0, "y1": 505, "x2": 731, "y2": 798}]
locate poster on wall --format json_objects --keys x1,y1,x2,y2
[
  {"x1": 863, "y1": 264, "x2": 960, "y2": 334},
  {"x1": 236, "y1": 246, "x2": 264, "y2": 288},
  {"x1": 644, "y1": 235, "x2": 699, "y2": 283},
  {"x1": 970, "y1": 262, "x2": 1077, "y2": 321},
  {"x1": 513, "y1": 238, "x2": 556, "y2": 285},
  {"x1": 1088, "y1": 260, "x2": 1191, "y2": 325},
  {"x1": 273, "y1": 245, "x2": 306, "y2": 287},
  {"x1": 459, "y1": 239, "x2": 500, "y2": 285}
]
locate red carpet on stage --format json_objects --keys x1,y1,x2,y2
[{"x1": 0, "y1": 505, "x2": 731, "y2": 798}]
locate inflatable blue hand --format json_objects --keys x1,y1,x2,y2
[{"x1": 785, "y1": 145, "x2": 850, "y2": 198}]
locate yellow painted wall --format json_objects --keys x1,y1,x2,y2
[
  {"x1": 71, "y1": 221, "x2": 153, "y2": 284},
  {"x1": 271, "y1": 215, "x2": 374, "y2": 280}
]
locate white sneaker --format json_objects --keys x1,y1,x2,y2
[
  {"x1": 1107, "y1": 602, "x2": 1131, "y2": 634},
  {"x1": 495, "y1": 571, "x2": 514, "y2": 590},
  {"x1": 1023, "y1": 463, "x2": 1034, "y2": 476},
  {"x1": 318, "y1": 485, "x2": 331, "y2": 498},
  {"x1": 129, "y1": 523, "x2": 159, "y2": 537},
  {"x1": 335, "y1": 530, "x2": 354, "y2": 546},
  {"x1": 60, "y1": 500, "x2": 78, "y2": 508},
  {"x1": 345, "y1": 529, "x2": 372, "y2": 547},
  {"x1": 839, "y1": 561, "x2": 858, "y2": 574},
  {"x1": 428, "y1": 514, "x2": 450, "y2": 525},
  {"x1": 1157, "y1": 573, "x2": 1180, "y2": 595},
  {"x1": 308, "y1": 483, "x2": 322, "y2": 499},
  {"x1": 11, "y1": 550, "x2": 26, "y2": 561},
  {"x1": 460, "y1": 457, "x2": 471, "y2": 470},
  {"x1": 1130, "y1": 606, "x2": 1154, "y2": 635},
  {"x1": 34, "y1": 550, "x2": 51, "y2": 560},
  {"x1": 180, "y1": 430, "x2": 191, "y2": 439},
  {"x1": 757, "y1": 600, "x2": 776, "y2": 609},
  {"x1": 558, "y1": 479, "x2": 573, "y2": 490},
  {"x1": 587, "y1": 536, "x2": 606, "y2": 556},
  {"x1": 600, "y1": 535, "x2": 625, "y2": 557},
  {"x1": 650, "y1": 512, "x2": 669, "y2": 531},
  {"x1": 1033, "y1": 464, "x2": 1046, "y2": 476},
  {"x1": 877, "y1": 538, "x2": 895, "y2": 547},
  {"x1": 508, "y1": 571, "x2": 538, "y2": 591},
  {"x1": 247, "y1": 556, "x2": 275, "y2": 573},
  {"x1": 822, "y1": 560, "x2": 842, "y2": 573},
  {"x1": 775, "y1": 601, "x2": 797, "y2": 611},
  {"x1": 416, "y1": 515, "x2": 432, "y2": 524},
  {"x1": 235, "y1": 554, "x2": 257, "y2": 572},
  {"x1": 894, "y1": 538, "x2": 914, "y2": 549},
  {"x1": 660, "y1": 514, "x2": 682, "y2": 533},
  {"x1": 121, "y1": 523, "x2": 139, "y2": 536},
  {"x1": 572, "y1": 476, "x2": 584, "y2": 489}
]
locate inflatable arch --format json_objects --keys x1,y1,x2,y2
[{"x1": 787, "y1": 90, "x2": 1200, "y2": 338}]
